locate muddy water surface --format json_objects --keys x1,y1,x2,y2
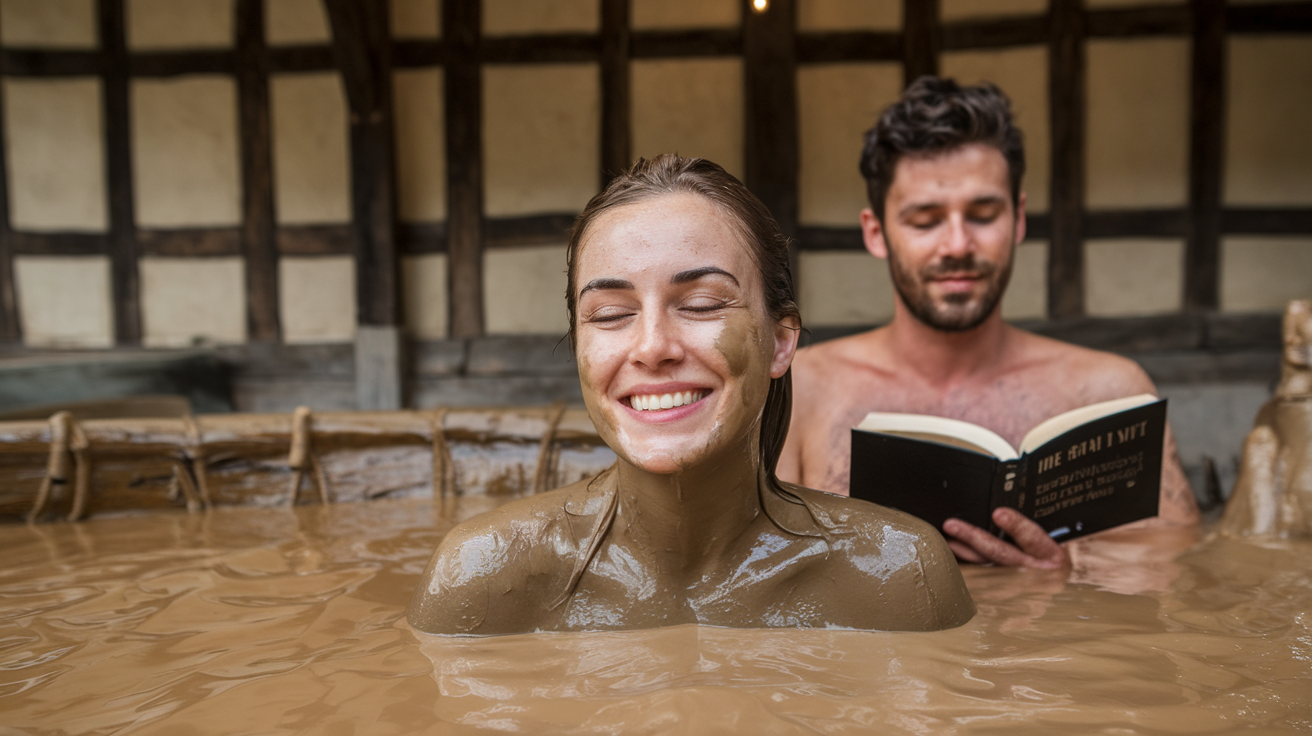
[{"x1": 1, "y1": 497, "x2": 1310, "y2": 734}]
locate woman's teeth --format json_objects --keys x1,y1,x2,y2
[{"x1": 629, "y1": 390, "x2": 705, "y2": 411}]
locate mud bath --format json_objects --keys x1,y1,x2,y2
[{"x1": 2, "y1": 497, "x2": 1310, "y2": 734}]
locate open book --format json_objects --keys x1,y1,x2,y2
[{"x1": 849, "y1": 394, "x2": 1166, "y2": 542}]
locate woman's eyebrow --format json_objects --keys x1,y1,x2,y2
[
  {"x1": 579, "y1": 277, "x2": 634, "y2": 295},
  {"x1": 671, "y1": 266, "x2": 739, "y2": 286}
]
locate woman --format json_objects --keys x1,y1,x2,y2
[{"x1": 408, "y1": 155, "x2": 974, "y2": 634}]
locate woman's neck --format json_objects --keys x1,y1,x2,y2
[{"x1": 612, "y1": 436, "x2": 764, "y2": 576}]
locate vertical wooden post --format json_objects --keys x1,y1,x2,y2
[
  {"x1": 236, "y1": 0, "x2": 281, "y2": 342},
  {"x1": 444, "y1": 0, "x2": 485, "y2": 338},
  {"x1": 1047, "y1": 0, "x2": 1087, "y2": 319},
  {"x1": 903, "y1": 0, "x2": 940, "y2": 87},
  {"x1": 100, "y1": 0, "x2": 141, "y2": 344},
  {"x1": 0, "y1": 80, "x2": 20, "y2": 343},
  {"x1": 323, "y1": 0, "x2": 403, "y2": 408},
  {"x1": 744, "y1": 0, "x2": 799, "y2": 241},
  {"x1": 1185, "y1": 0, "x2": 1225, "y2": 311},
  {"x1": 600, "y1": 0, "x2": 631, "y2": 184}
]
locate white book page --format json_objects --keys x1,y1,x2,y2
[
  {"x1": 855, "y1": 412, "x2": 1018, "y2": 459},
  {"x1": 1017, "y1": 394, "x2": 1159, "y2": 455}
]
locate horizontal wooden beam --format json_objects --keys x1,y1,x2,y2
[
  {"x1": 942, "y1": 15, "x2": 1047, "y2": 51},
  {"x1": 1228, "y1": 1, "x2": 1312, "y2": 33},
  {"x1": 129, "y1": 50, "x2": 236, "y2": 77},
  {"x1": 481, "y1": 35, "x2": 599, "y2": 63},
  {"x1": 796, "y1": 31, "x2": 900, "y2": 63},
  {"x1": 7, "y1": 231, "x2": 107, "y2": 255},
  {"x1": 138, "y1": 228, "x2": 241, "y2": 256},
  {"x1": 265, "y1": 45, "x2": 337, "y2": 73},
  {"x1": 277, "y1": 224, "x2": 353, "y2": 255},
  {"x1": 1085, "y1": 6, "x2": 1190, "y2": 37},
  {"x1": 631, "y1": 29, "x2": 741, "y2": 57},
  {"x1": 1223, "y1": 207, "x2": 1312, "y2": 234},
  {"x1": 0, "y1": 49, "x2": 101, "y2": 76},
  {"x1": 1085, "y1": 208, "x2": 1187, "y2": 238}
]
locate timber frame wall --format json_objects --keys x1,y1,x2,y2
[{"x1": 0, "y1": 0, "x2": 1310, "y2": 347}]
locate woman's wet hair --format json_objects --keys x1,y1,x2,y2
[
  {"x1": 565, "y1": 154, "x2": 801, "y2": 496},
  {"x1": 860, "y1": 75, "x2": 1026, "y2": 223}
]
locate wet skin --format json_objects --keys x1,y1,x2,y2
[
  {"x1": 779, "y1": 144, "x2": 1200, "y2": 569},
  {"x1": 408, "y1": 193, "x2": 975, "y2": 634}
]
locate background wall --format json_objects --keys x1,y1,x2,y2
[{"x1": 0, "y1": 0, "x2": 1309, "y2": 499}]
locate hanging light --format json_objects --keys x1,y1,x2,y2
[{"x1": 752, "y1": 0, "x2": 769, "y2": 13}]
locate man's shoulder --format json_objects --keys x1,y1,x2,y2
[
  {"x1": 1008, "y1": 327, "x2": 1157, "y2": 400},
  {"x1": 793, "y1": 328, "x2": 895, "y2": 387}
]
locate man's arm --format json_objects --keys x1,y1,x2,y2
[{"x1": 941, "y1": 355, "x2": 1200, "y2": 568}]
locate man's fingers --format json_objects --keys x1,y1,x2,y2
[
  {"x1": 942, "y1": 518, "x2": 1034, "y2": 567},
  {"x1": 991, "y1": 508, "x2": 1069, "y2": 569}
]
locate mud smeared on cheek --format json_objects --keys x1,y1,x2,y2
[{"x1": 714, "y1": 316, "x2": 757, "y2": 378}]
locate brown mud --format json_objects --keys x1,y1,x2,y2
[{"x1": 2, "y1": 496, "x2": 1310, "y2": 734}]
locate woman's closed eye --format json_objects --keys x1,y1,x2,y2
[{"x1": 582, "y1": 305, "x2": 637, "y2": 324}]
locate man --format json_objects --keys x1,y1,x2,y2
[{"x1": 777, "y1": 77, "x2": 1200, "y2": 568}]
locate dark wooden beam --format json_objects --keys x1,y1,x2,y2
[
  {"x1": 796, "y1": 31, "x2": 901, "y2": 63},
  {"x1": 392, "y1": 40, "x2": 445, "y2": 67},
  {"x1": 1085, "y1": 6, "x2": 1190, "y2": 37},
  {"x1": 1048, "y1": 0, "x2": 1086, "y2": 319},
  {"x1": 277, "y1": 224, "x2": 354, "y2": 255},
  {"x1": 129, "y1": 50, "x2": 236, "y2": 77},
  {"x1": 1185, "y1": 0, "x2": 1226, "y2": 311},
  {"x1": 600, "y1": 0, "x2": 631, "y2": 182},
  {"x1": 397, "y1": 222, "x2": 447, "y2": 254},
  {"x1": 323, "y1": 0, "x2": 400, "y2": 328},
  {"x1": 265, "y1": 45, "x2": 337, "y2": 72},
  {"x1": 137, "y1": 228, "x2": 242, "y2": 257},
  {"x1": 903, "y1": 0, "x2": 940, "y2": 86},
  {"x1": 236, "y1": 0, "x2": 280, "y2": 341},
  {"x1": 99, "y1": 0, "x2": 140, "y2": 344},
  {"x1": 941, "y1": 15, "x2": 1048, "y2": 51},
  {"x1": 631, "y1": 29, "x2": 741, "y2": 57},
  {"x1": 444, "y1": 0, "x2": 485, "y2": 337},
  {"x1": 1085, "y1": 209, "x2": 1188, "y2": 239},
  {"x1": 0, "y1": 81, "x2": 19, "y2": 342},
  {"x1": 486, "y1": 213, "x2": 577, "y2": 247},
  {"x1": 1222, "y1": 207, "x2": 1312, "y2": 234},
  {"x1": 0, "y1": 50, "x2": 101, "y2": 76},
  {"x1": 7, "y1": 232, "x2": 109, "y2": 256},
  {"x1": 1227, "y1": 1, "x2": 1312, "y2": 33},
  {"x1": 743, "y1": 0, "x2": 799, "y2": 247}
]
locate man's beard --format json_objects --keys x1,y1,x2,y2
[{"x1": 885, "y1": 237, "x2": 1014, "y2": 333}]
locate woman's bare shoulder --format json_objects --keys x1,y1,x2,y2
[
  {"x1": 406, "y1": 475, "x2": 612, "y2": 635},
  {"x1": 780, "y1": 484, "x2": 977, "y2": 631}
]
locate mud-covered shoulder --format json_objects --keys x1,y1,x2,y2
[
  {"x1": 781, "y1": 484, "x2": 976, "y2": 631},
  {"x1": 406, "y1": 475, "x2": 612, "y2": 635}
]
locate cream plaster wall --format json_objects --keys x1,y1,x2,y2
[
  {"x1": 271, "y1": 73, "x2": 351, "y2": 224},
  {"x1": 484, "y1": 64, "x2": 599, "y2": 217},
  {"x1": 941, "y1": 46, "x2": 1050, "y2": 213},
  {"x1": 1226, "y1": 36, "x2": 1312, "y2": 206},
  {"x1": 127, "y1": 0, "x2": 232, "y2": 50},
  {"x1": 941, "y1": 0, "x2": 1047, "y2": 21},
  {"x1": 798, "y1": 0, "x2": 900, "y2": 31},
  {"x1": 14, "y1": 255, "x2": 113, "y2": 348},
  {"x1": 3, "y1": 78, "x2": 107, "y2": 232},
  {"x1": 1086, "y1": 39, "x2": 1189, "y2": 209},
  {"x1": 392, "y1": 0, "x2": 440, "y2": 39},
  {"x1": 1220, "y1": 237, "x2": 1312, "y2": 313},
  {"x1": 1085, "y1": 238, "x2": 1184, "y2": 317},
  {"x1": 265, "y1": 0, "x2": 330, "y2": 45},
  {"x1": 131, "y1": 76, "x2": 242, "y2": 228},
  {"x1": 484, "y1": 0, "x2": 596, "y2": 35},
  {"x1": 798, "y1": 251, "x2": 895, "y2": 326},
  {"x1": 632, "y1": 0, "x2": 739, "y2": 29},
  {"x1": 632, "y1": 59, "x2": 744, "y2": 179},
  {"x1": 402, "y1": 254, "x2": 447, "y2": 340},
  {"x1": 797, "y1": 63, "x2": 902, "y2": 226},
  {"x1": 0, "y1": 0, "x2": 96, "y2": 48},
  {"x1": 394, "y1": 69, "x2": 446, "y2": 223},
  {"x1": 279, "y1": 256, "x2": 356, "y2": 343},
  {"x1": 484, "y1": 245, "x2": 569, "y2": 335},
  {"x1": 139, "y1": 256, "x2": 245, "y2": 347},
  {"x1": 1001, "y1": 240, "x2": 1047, "y2": 320}
]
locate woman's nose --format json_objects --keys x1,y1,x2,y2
[{"x1": 631, "y1": 310, "x2": 684, "y2": 369}]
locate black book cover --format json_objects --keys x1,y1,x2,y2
[{"x1": 849, "y1": 400, "x2": 1166, "y2": 542}]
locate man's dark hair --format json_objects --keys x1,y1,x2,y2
[{"x1": 860, "y1": 75, "x2": 1025, "y2": 222}]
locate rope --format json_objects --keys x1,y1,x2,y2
[
  {"x1": 28, "y1": 412, "x2": 72, "y2": 523},
  {"x1": 182, "y1": 414, "x2": 212, "y2": 509},
  {"x1": 65, "y1": 421, "x2": 92, "y2": 521}
]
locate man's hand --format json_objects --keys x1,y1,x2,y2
[{"x1": 942, "y1": 507, "x2": 1070, "y2": 569}]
